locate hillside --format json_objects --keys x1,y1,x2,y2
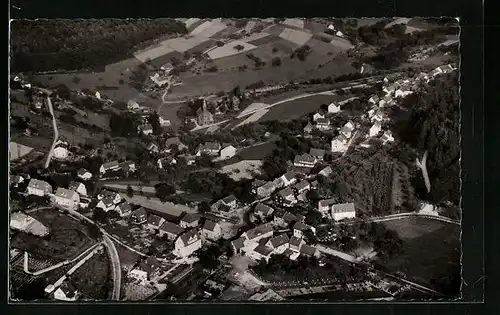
[{"x1": 10, "y1": 19, "x2": 187, "y2": 72}]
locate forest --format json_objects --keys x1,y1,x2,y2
[{"x1": 11, "y1": 19, "x2": 187, "y2": 72}]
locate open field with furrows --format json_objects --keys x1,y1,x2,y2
[
  {"x1": 33, "y1": 57, "x2": 146, "y2": 102},
  {"x1": 10, "y1": 141, "x2": 34, "y2": 161},
  {"x1": 258, "y1": 94, "x2": 343, "y2": 122},
  {"x1": 69, "y1": 250, "x2": 110, "y2": 300},
  {"x1": 10, "y1": 209, "x2": 97, "y2": 261},
  {"x1": 379, "y1": 217, "x2": 461, "y2": 293}
]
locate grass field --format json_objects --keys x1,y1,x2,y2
[
  {"x1": 279, "y1": 28, "x2": 313, "y2": 46},
  {"x1": 10, "y1": 141, "x2": 34, "y2": 161},
  {"x1": 10, "y1": 209, "x2": 96, "y2": 261},
  {"x1": 282, "y1": 19, "x2": 305, "y2": 29},
  {"x1": 208, "y1": 40, "x2": 258, "y2": 60},
  {"x1": 380, "y1": 217, "x2": 461, "y2": 292},
  {"x1": 237, "y1": 142, "x2": 277, "y2": 160},
  {"x1": 69, "y1": 251, "x2": 110, "y2": 299}
]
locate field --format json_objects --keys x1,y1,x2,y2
[
  {"x1": 219, "y1": 160, "x2": 263, "y2": 181},
  {"x1": 121, "y1": 194, "x2": 196, "y2": 217},
  {"x1": 184, "y1": 18, "x2": 201, "y2": 29},
  {"x1": 278, "y1": 28, "x2": 313, "y2": 46},
  {"x1": 282, "y1": 19, "x2": 305, "y2": 29},
  {"x1": 69, "y1": 250, "x2": 111, "y2": 299},
  {"x1": 10, "y1": 141, "x2": 34, "y2": 161},
  {"x1": 237, "y1": 142, "x2": 277, "y2": 160},
  {"x1": 208, "y1": 40, "x2": 258, "y2": 60},
  {"x1": 115, "y1": 242, "x2": 142, "y2": 272},
  {"x1": 234, "y1": 110, "x2": 269, "y2": 128},
  {"x1": 379, "y1": 217, "x2": 461, "y2": 293},
  {"x1": 259, "y1": 94, "x2": 342, "y2": 122},
  {"x1": 10, "y1": 209, "x2": 97, "y2": 261},
  {"x1": 190, "y1": 20, "x2": 227, "y2": 38}
]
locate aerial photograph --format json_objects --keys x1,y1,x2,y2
[{"x1": 9, "y1": 17, "x2": 460, "y2": 302}]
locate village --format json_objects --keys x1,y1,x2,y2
[{"x1": 9, "y1": 17, "x2": 461, "y2": 302}]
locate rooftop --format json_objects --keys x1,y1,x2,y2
[
  {"x1": 55, "y1": 188, "x2": 78, "y2": 200},
  {"x1": 254, "y1": 203, "x2": 274, "y2": 216},
  {"x1": 269, "y1": 234, "x2": 289, "y2": 248},
  {"x1": 179, "y1": 229, "x2": 201, "y2": 246},
  {"x1": 331, "y1": 202, "x2": 356, "y2": 214},
  {"x1": 245, "y1": 224, "x2": 273, "y2": 241},
  {"x1": 254, "y1": 244, "x2": 273, "y2": 256},
  {"x1": 231, "y1": 237, "x2": 246, "y2": 251},
  {"x1": 159, "y1": 221, "x2": 184, "y2": 235},
  {"x1": 309, "y1": 148, "x2": 325, "y2": 158},
  {"x1": 202, "y1": 220, "x2": 219, "y2": 232}
]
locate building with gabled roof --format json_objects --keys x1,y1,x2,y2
[
  {"x1": 10, "y1": 212, "x2": 50, "y2": 237},
  {"x1": 288, "y1": 236, "x2": 305, "y2": 252},
  {"x1": 129, "y1": 256, "x2": 162, "y2": 285},
  {"x1": 130, "y1": 207, "x2": 148, "y2": 225},
  {"x1": 315, "y1": 118, "x2": 331, "y2": 131},
  {"x1": 195, "y1": 142, "x2": 221, "y2": 156},
  {"x1": 248, "y1": 244, "x2": 273, "y2": 262},
  {"x1": 53, "y1": 188, "x2": 80, "y2": 210},
  {"x1": 256, "y1": 181, "x2": 276, "y2": 198},
  {"x1": 265, "y1": 234, "x2": 290, "y2": 254},
  {"x1": 53, "y1": 282, "x2": 80, "y2": 301},
  {"x1": 331, "y1": 202, "x2": 356, "y2": 221},
  {"x1": 331, "y1": 135, "x2": 349, "y2": 153},
  {"x1": 242, "y1": 224, "x2": 274, "y2": 244},
  {"x1": 328, "y1": 102, "x2": 341, "y2": 113},
  {"x1": 68, "y1": 181, "x2": 87, "y2": 196},
  {"x1": 115, "y1": 202, "x2": 132, "y2": 217},
  {"x1": 201, "y1": 220, "x2": 222, "y2": 241},
  {"x1": 96, "y1": 195, "x2": 116, "y2": 212},
  {"x1": 309, "y1": 148, "x2": 325, "y2": 161},
  {"x1": 147, "y1": 214, "x2": 166, "y2": 231},
  {"x1": 293, "y1": 222, "x2": 316, "y2": 239},
  {"x1": 197, "y1": 99, "x2": 214, "y2": 126},
  {"x1": 77, "y1": 168, "x2": 92, "y2": 181},
  {"x1": 99, "y1": 160, "x2": 120, "y2": 175},
  {"x1": 159, "y1": 221, "x2": 185, "y2": 240},
  {"x1": 273, "y1": 209, "x2": 301, "y2": 228},
  {"x1": 27, "y1": 178, "x2": 52, "y2": 196},
  {"x1": 180, "y1": 213, "x2": 200, "y2": 229},
  {"x1": 277, "y1": 186, "x2": 297, "y2": 206},
  {"x1": 279, "y1": 171, "x2": 297, "y2": 187},
  {"x1": 165, "y1": 137, "x2": 188, "y2": 152},
  {"x1": 174, "y1": 229, "x2": 202, "y2": 257},
  {"x1": 231, "y1": 237, "x2": 246, "y2": 254},
  {"x1": 120, "y1": 161, "x2": 136, "y2": 173},
  {"x1": 318, "y1": 166, "x2": 333, "y2": 177},
  {"x1": 293, "y1": 180, "x2": 310, "y2": 194},
  {"x1": 299, "y1": 244, "x2": 320, "y2": 258},
  {"x1": 303, "y1": 121, "x2": 314, "y2": 134},
  {"x1": 254, "y1": 203, "x2": 274, "y2": 220},
  {"x1": 293, "y1": 153, "x2": 317, "y2": 168}
]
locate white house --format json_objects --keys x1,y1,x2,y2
[
  {"x1": 328, "y1": 102, "x2": 341, "y2": 113},
  {"x1": 77, "y1": 168, "x2": 92, "y2": 181},
  {"x1": 266, "y1": 234, "x2": 290, "y2": 254},
  {"x1": 53, "y1": 141, "x2": 69, "y2": 160},
  {"x1": 313, "y1": 112, "x2": 325, "y2": 122},
  {"x1": 201, "y1": 220, "x2": 222, "y2": 241},
  {"x1": 220, "y1": 144, "x2": 237, "y2": 159},
  {"x1": 97, "y1": 190, "x2": 122, "y2": 204},
  {"x1": 256, "y1": 181, "x2": 276, "y2": 198},
  {"x1": 99, "y1": 161, "x2": 120, "y2": 175},
  {"x1": 340, "y1": 121, "x2": 355, "y2": 139},
  {"x1": 146, "y1": 214, "x2": 166, "y2": 231},
  {"x1": 130, "y1": 207, "x2": 148, "y2": 225},
  {"x1": 248, "y1": 245, "x2": 273, "y2": 262},
  {"x1": 381, "y1": 131, "x2": 395, "y2": 144},
  {"x1": 279, "y1": 171, "x2": 297, "y2": 187},
  {"x1": 369, "y1": 122, "x2": 382, "y2": 137},
  {"x1": 26, "y1": 179, "x2": 52, "y2": 196},
  {"x1": 336, "y1": 30, "x2": 344, "y2": 37},
  {"x1": 174, "y1": 229, "x2": 202, "y2": 257},
  {"x1": 331, "y1": 135, "x2": 349, "y2": 153},
  {"x1": 139, "y1": 124, "x2": 154, "y2": 136},
  {"x1": 115, "y1": 202, "x2": 132, "y2": 217},
  {"x1": 292, "y1": 222, "x2": 316, "y2": 239},
  {"x1": 53, "y1": 188, "x2": 80, "y2": 211},
  {"x1": 68, "y1": 181, "x2": 87, "y2": 196},
  {"x1": 127, "y1": 100, "x2": 140, "y2": 111},
  {"x1": 53, "y1": 283, "x2": 79, "y2": 301},
  {"x1": 368, "y1": 95, "x2": 380, "y2": 105},
  {"x1": 129, "y1": 256, "x2": 161, "y2": 285},
  {"x1": 331, "y1": 202, "x2": 356, "y2": 221},
  {"x1": 315, "y1": 118, "x2": 331, "y2": 131},
  {"x1": 318, "y1": 166, "x2": 333, "y2": 177},
  {"x1": 293, "y1": 153, "x2": 317, "y2": 168}
]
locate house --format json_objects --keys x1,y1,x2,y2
[
  {"x1": 196, "y1": 99, "x2": 214, "y2": 126},
  {"x1": 120, "y1": 161, "x2": 136, "y2": 173},
  {"x1": 293, "y1": 153, "x2": 317, "y2": 168},
  {"x1": 340, "y1": 121, "x2": 355, "y2": 139},
  {"x1": 394, "y1": 85, "x2": 413, "y2": 98},
  {"x1": 381, "y1": 131, "x2": 395, "y2": 144},
  {"x1": 331, "y1": 202, "x2": 356, "y2": 221},
  {"x1": 309, "y1": 148, "x2": 325, "y2": 161},
  {"x1": 315, "y1": 118, "x2": 331, "y2": 130},
  {"x1": 328, "y1": 102, "x2": 341, "y2": 113},
  {"x1": 277, "y1": 187, "x2": 297, "y2": 206},
  {"x1": 311, "y1": 180, "x2": 319, "y2": 188},
  {"x1": 201, "y1": 220, "x2": 222, "y2": 241},
  {"x1": 127, "y1": 100, "x2": 140, "y2": 111},
  {"x1": 273, "y1": 210, "x2": 301, "y2": 228},
  {"x1": 77, "y1": 168, "x2": 92, "y2": 181},
  {"x1": 180, "y1": 213, "x2": 200, "y2": 229},
  {"x1": 138, "y1": 123, "x2": 154, "y2": 136},
  {"x1": 266, "y1": 234, "x2": 290, "y2": 254},
  {"x1": 242, "y1": 224, "x2": 274, "y2": 245},
  {"x1": 299, "y1": 244, "x2": 320, "y2": 258},
  {"x1": 256, "y1": 181, "x2": 276, "y2": 198},
  {"x1": 292, "y1": 222, "x2": 316, "y2": 239},
  {"x1": 331, "y1": 135, "x2": 349, "y2": 153},
  {"x1": 254, "y1": 203, "x2": 274, "y2": 220},
  {"x1": 159, "y1": 116, "x2": 171, "y2": 127},
  {"x1": 318, "y1": 198, "x2": 336, "y2": 217},
  {"x1": 97, "y1": 190, "x2": 122, "y2": 204},
  {"x1": 147, "y1": 214, "x2": 166, "y2": 231},
  {"x1": 220, "y1": 144, "x2": 237, "y2": 159},
  {"x1": 294, "y1": 180, "x2": 310, "y2": 194},
  {"x1": 129, "y1": 256, "x2": 162, "y2": 285},
  {"x1": 195, "y1": 142, "x2": 221, "y2": 156},
  {"x1": 147, "y1": 142, "x2": 160, "y2": 154},
  {"x1": 157, "y1": 157, "x2": 177, "y2": 169},
  {"x1": 99, "y1": 161, "x2": 120, "y2": 175},
  {"x1": 251, "y1": 179, "x2": 267, "y2": 193},
  {"x1": 53, "y1": 188, "x2": 80, "y2": 210},
  {"x1": 303, "y1": 122, "x2": 314, "y2": 134},
  {"x1": 115, "y1": 202, "x2": 132, "y2": 217},
  {"x1": 369, "y1": 122, "x2": 383, "y2": 137},
  {"x1": 289, "y1": 236, "x2": 305, "y2": 252},
  {"x1": 10, "y1": 212, "x2": 50, "y2": 237},
  {"x1": 68, "y1": 181, "x2": 87, "y2": 196},
  {"x1": 318, "y1": 166, "x2": 333, "y2": 177},
  {"x1": 10, "y1": 175, "x2": 24, "y2": 188},
  {"x1": 96, "y1": 196, "x2": 116, "y2": 212},
  {"x1": 130, "y1": 207, "x2": 148, "y2": 224},
  {"x1": 159, "y1": 221, "x2": 185, "y2": 240},
  {"x1": 212, "y1": 195, "x2": 238, "y2": 213},
  {"x1": 231, "y1": 237, "x2": 246, "y2": 254},
  {"x1": 312, "y1": 112, "x2": 325, "y2": 122},
  {"x1": 53, "y1": 282, "x2": 79, "y2": 301},
  {"x1": 248, "y1": 244, "x2": 273, "y2": 262},
  {"x1": 368, "y1": 95, "x2": 380, "y2": 105},
  {"x1": 164, "y1": 137, "x2": 188, "y2": 153},
  {"x1": 174, "y1": 229, "x2": 202, "y2": 257},
  {"x1": 26, "y1": 179, "x2": 52, "y2": 196}
]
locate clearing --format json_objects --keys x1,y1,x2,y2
[
  {"x1": 237, "y1": 142, "x2": 277, "y2": 160},
  {"x1": 219, "y1": 160, "x2": 263, "y2": 181}
]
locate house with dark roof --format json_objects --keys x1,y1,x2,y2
[
  {"x1": 248, "y1": 244, "x2": 273, "y2": 262},
  {"x1": 212, "y1": 195, "x2": 238, "y2": 213},
  {"x1": 96, "y1": 195, "x2": 116, "y2": 212},
  {"x1": 255, "y1": 181, "x2": 276, "y2": 198},
  {"x1": 164, "y1": 137, "x2": 188, "y2": 153},
  {"x1": 293, "y1": 154, "x2": 317, "y2": 168},
  {"x1": 53, "y1": 188, "x2": 80, "y2": 210},
  {"x1": 179, "y1": 213, "x2": 200, "y2": 229},
  {"x1": 130, "y1": 207, "x2": 148, "y2": 225},
  {"x1": 26, "y1": 178, "x2": 52, "y2": 196},
  {"x1": 309, "y1": 148, "x2": 325, "y2": 161},
  {"x1": 279, "y1": 171, "x2": 297, "y2": 187},
  {"x1": 289, "y1": 236, "x2": 305, "y2": 252},
  {"x1": 242, "y1": 224, "x2": 274, "y2": 244},
  {"x1": 68, "y1": 181, "x2": 87, "y2": 196},
  {"x1": 265, "y1": 234, "x2": 290, "y2": 254},
  {"x1": 159, "y1": 221, "x2": 185, "y2": 240},
  {"x1": 201, "y1": 220, "x2": 222, "y2": 241},
  {"x1": 339, "y1": 121, "x2": 355, "y2": 139},
  {"x1": 273, "y1": 210, "x2": 300, "y2": 228},
  {"x1": 292, "y1": 222, "x2": 316, "y2": 239},
  {"x1": 303, "y1": 121, "x2": 314, "y2": 135},
  {"x1": 231, "y1": 237, "x2": 246, "y2": 254},
  {"x1": 129, "y1": 256, "x2": 162, "y2": 285},
  {"x1": 115, "y1": 202, "x2": 132, "y2": 217},
  {"x1": 331, "y1": 202, "x2": 356, "y2": 221},
  {"x1": 299, "y1": 244, "x2": 320, "y2": 258},
  {"x1": 97, "y1": 190, "x2": 122, "y2": 204},
  {"x1": 254, "y1": 203, "x2": 274, "y2": 220},
  {"x1": 77, "y1": 168, "x2": 92, "y2": 181},
  {"x1": 315, "y1": 118, "x2": 331, "y2": 131},
  {"x1": 147, "y1": 214, "x2": 166, "y2": 231},
  {"x1": 174, "y1": 229, "x2": 202, "y2": 257},
  {"x1": 293, "y1": 180, "x2": 310, "y2": 195},
  {"x1": 276, "y1": 187, "x2": 297, "y2": 207},
  {"x1": 120, "y1": 161, "x2": 136, "y2": 173}
]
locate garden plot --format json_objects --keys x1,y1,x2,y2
[
  {"x1": 282, "y1": 18, "x2": 305, "y2": 29},
  {"x1": 219, "y1": 160, "x2": 263, "y2": 181},
  {"x1": 208, "y1": 40, "x2": 258, "y2": 60},
  {"x1": 279, "y1": 28, "x2": 313, "y2": 46},
  {"x1": 330, "y1": 37, "x2": 354, "y2": 51},
  {"x1": 304, "y1": 20, "x2": 328, "y2": 33}
]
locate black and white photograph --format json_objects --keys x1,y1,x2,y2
[{"x1": 9, "y1": 17, "x2": 461, "y2": 302}]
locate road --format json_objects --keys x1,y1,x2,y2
[{"x1": 43, "y1": 96, "x2": 59, "y2": 168}]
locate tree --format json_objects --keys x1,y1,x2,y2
[
  {"x1": 304, "y1": 210, "x2": 323, "y2": 226},
  {"x1": 198, "y1": 201, "x2": 211, "y2": 214},
  {"x1": 234, "y1": 44, "x2": 245, "y2": 51},
  {"x1": 106, "y1": 210, "x2": 120, "y2": 223},
  {"x1": 271, "y1": 57, "x2": 281, "y2": 67},
  {"x1": 303, "y1": 229, "x2": 318, "y2": 245},
  {"x1": 93, "y1": 208, "x2": 107, "y2": 223},
  {"x1": 154, "y1": 183, "x2": 175, "y2": 202},
  {"x1": 197, "y1": 245, "x2": 222, "y2": 270},
  {"x1": 126, "y1": 185, "x2": 134, "y2": 198},
  {"x1": 56, "y1": 84, "x2": 71, "y2": 99}
]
